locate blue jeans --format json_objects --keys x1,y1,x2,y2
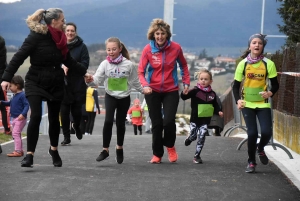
[{"x1": 241, "y1": 107, "x2": 272, "y2": 163}]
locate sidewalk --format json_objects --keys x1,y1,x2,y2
[{"x1": 0, "y1": 114, "x2": 300, "y2": 201}]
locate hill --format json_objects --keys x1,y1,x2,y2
[{"x1": 0, "y1": 0, "x2": 285, "y2": 56}]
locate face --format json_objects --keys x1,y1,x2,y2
[
  {"x1": 198, "y1": 72, "x2": 212, "y2": 88},
  {"x1": 9, "y1": 83, "x2": 18, "y2": 93},
  {"x1": 106, "y1": 42, "x2": 122, "y2": 60},
  {"x1": 51, "y1": 13, "x2": 65, "y2": 31},
  {"x1": 154, "y1": 29, "x2": 167, "y2": 46},
  {"x1": 249, "y1": 38, "x2": 264, "y2": 57},
  {"x1": 65, "y1": 25, "x2": 76, "y2": 42}
]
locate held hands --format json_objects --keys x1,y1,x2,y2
[
  {"x1": 62, "y1": 64, "x2": 68, "y2": 76},
  {"x1": 143, "y1": 87, "x2": 152, "y2": 95},
  {"x1": 182, "y1": 85, "x2": 189, "y2": 95},
  {"x1": 1, "y1": 81, "x2": 10, "y2": 92},
  {"x1": 84, "y1": 73, "x2": 93, "y2": 83}
]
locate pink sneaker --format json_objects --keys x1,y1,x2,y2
[
  {"x1": 167, "y1": 146, "x2": 178, "y2": 162},
  {"x1": 149, "y1": 155, "x2": 161, "y2": 164}
]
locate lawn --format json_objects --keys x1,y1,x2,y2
[{"x1": 0, "y1": 132, "x2": 26, "y2": 144}]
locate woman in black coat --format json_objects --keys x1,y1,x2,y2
[
  {"x1": 60, "y1": 22, "x2": 90, "y2": 145},
  {"x1": 1, "y1": 8, "x2": 91, "y2": 168}
]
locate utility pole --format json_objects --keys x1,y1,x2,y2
[{"x1": 164, "y1": 0, "x2": 176, "y2": 40}]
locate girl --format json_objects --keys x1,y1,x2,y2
[
  {"x1": 1, "y1": 75, "x2": 29, "y2": 157},
  {"x1": 181, "y1": 69, "x2": 223, "y2": 164},
  {"x1": 127, "y1": 98, "x2": 143, "y2": 135},
  {"x1": 87, "y1": 37, "x2": 144, "y2": 164},
  {"x1": 232, "y1": 33, "x2": 279, "y2": 173}
]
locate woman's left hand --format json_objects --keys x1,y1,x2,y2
[{"x1": 62, "y1": 64, "x2": 68, "y2": 76}]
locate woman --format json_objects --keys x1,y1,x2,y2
[
  {"x1": 60, "y1": 22, "x2": 90, "y2": 145},
  {"x1": 138, "y1": 18, "x2": 190, "y2": 164},
  {"x1": 87, "y1": 37, "x2": 143, "y2": 164},
  {"x1": 1, "y1": 8, "x2": 91, "y2": 168},
  {"x1": 232, "y1": 33, "x2": 279, "y2": 173}
]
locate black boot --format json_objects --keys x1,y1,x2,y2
[
  {"x1": 48, "y1": 147, "x2": 62, "y2": 167},
  {"x1": 61, "y1": 137, "x2": 71, "y2": 146},
  {"x1": 21, "y1": 154, "x2": 34, "y2": 167}
]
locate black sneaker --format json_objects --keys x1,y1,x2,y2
[
  {"x1": 245, "y1": 162, "x2": 257, "y2": 173},
  {"x1": 257, "y1": 150, "x2": 269, "y2": 165},
  {"x1": 61, "y1": 137, "x2": 71, "y2": 146},
  {"x1": 48, "y1": 147, "x2": 62, "y2": 167},
  {"x1": 21, "y1": 154, "x2": 33, "y2": 167},
  {"x1": 72, "y1": 124, "x2": 82, "y2": 140},
  {"x1": 193, "y1": 155, "x2": 203, "y2": 164},
  {"x1": 96, "y1": 150, "x2": 109, "y2": 162},
  {"x1": 115, "y1": 147, "x2": 124, "y2": 164},
  {"x1": 184, "y1": 138, "x2": 192, "y2": 146},
  {"x1": 139, "y1": 131, "x2": 142, "y2": 135}
]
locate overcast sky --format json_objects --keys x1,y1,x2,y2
[{"x1": 0, "y1": 0, "x2": 21, "y2": 3}]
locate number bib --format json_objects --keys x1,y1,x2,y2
[
  {"x1": 132, "y1": 111, "x2": 141, "y2": 117},
  {"x1": 244, "y1": 87, "x2": 264, "y2": 102},
  {"x1": 108, "y1": 77, "x2": 128, "y2": 91},
  {"x1": 198, "y1": 104, "x2": 214, "y2": 117}
]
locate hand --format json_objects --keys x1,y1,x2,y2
[
  {"x1": 143, "y1": 87, "x2": 152, "y2": 95},
  {"x1": 237, "y1": 99, "x2": 245, "y2": 110},
  {"x1": 85, "y1": 73, "x2": 93, "y2": 83},
  {"x1": 182, "y1": 85, "x2": 189, "y2": 95},
  {"x1": 260, "y1": 91, "x2": 272, "y2": 99},
  {"x1": 1, "y1": 81, "x2": 10, "y2": 92},
  {"x1": 17, "y1": 114, "x2": 25, "y2": 120},
  {"x1": 62, "y1": 64, "x2": 68, "y2": 76},
  {"x1": 219, "y1": 111, "x2": 223, "y2": 118}
]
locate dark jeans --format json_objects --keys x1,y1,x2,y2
[
  {"x1": 27, "y1": 96, "x2": 61, "y2": 152},
  {"x1": 0, "y1": 89, "x2": 10, "y2": 131},
  {"x1": 241, "y1": 107, "x2": 273, "y2": 163},
  {"x1": 102, "y1": 93, "x2": 130, "y2": 148},
  {"x1": 145, "y1": 90, "x2": 179, "y2": 157},
  {"x1": 60, "y1": 101, "x2": 82, "y2": 138}
]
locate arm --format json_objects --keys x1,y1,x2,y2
[
  {"x1": 176, "y1": 46, "x2": 190, "y2": 89},
  {"x1": 137, "y1": 47, "x2": 150, "y2": 87},
  {"x1": 128, "y1": 63, "x2": 143, "y2": 93},
  {"x1": 62, "y1": 52, "x2": 87, "y2": 76},
  {"x1": 180, "y1": 87, "x2": 196, "y2": 100},
  {"x1": 21, "y1": 95, "x2": 30, "y2": 117},
  {"x1": 0, "y1": 100, "x2": 10, "y2": 106},
  {"x1": 0, "y1": 36, "x2": 7, "y2": 79},
  {"x1": 92, "y1": 62, "x2": 106, "y2": 86}
]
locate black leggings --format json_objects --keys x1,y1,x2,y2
[
  {"x1": 133, "y1": 125, "x2": 142, "y2": 135},
  {"x1": 60, "y1": 101, "x2": 82, "y2": 138},
  {"x1": 86, "y1": 112, "x2": 96, "y2": 134},
  {"x1": 27, "y1": 96, "x2": 61, "y2": 152},
  {"x1": 242, "y1": 107, "x2": 273, "y2": 163},
  {"x1": 102, "y1": 93, "x2": 130, "y2": 148}
]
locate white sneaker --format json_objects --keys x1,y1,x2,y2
[{"x1": 85, "y1": 132, "x2": 89, "y2": 135}]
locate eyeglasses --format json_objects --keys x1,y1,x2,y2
[{"x1": 62, "y1": 19, "x2": 66, "y2": 23}]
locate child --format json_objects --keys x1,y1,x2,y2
[
  {"x1": 232, "y1": 33, "x2": 279, "y2": 173},
  {"x1": 127, "y1": 98, "x2": 143, "y2": 135},
  {"x1": 86, "y1": 37, "x2": 144, "y2": 164},
  {"x1": 84, "y1": 86, "x2": 100, "y2": 135},
  {"x1": 181, "y1": 69, "x2": 223, "y2": 164},
  {"x1": 0, "y1": 75, "x2": 29, "y2": 157}
]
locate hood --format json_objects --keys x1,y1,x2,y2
[
  {"x1": 26, "y1": 17, "x2": 49, "y2": 35},
  {"x1": 133, "y1": 98, "x2": 140, "y2": 105}
]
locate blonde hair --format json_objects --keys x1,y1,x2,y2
[
  {"x1": 147, "y1": 18, "x2": 172, "y2": 41},
  {"x1": 196, "y1": 69, "x2": 213, "y2": 80},
  {"x1": 26, "y1": 8, "x2": 63, "y2": 25},
  {"x1": 105, "y1": 37, "x2": 130, "y2": 60}
]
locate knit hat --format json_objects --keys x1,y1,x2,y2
[{"x1": 248, "y1": 33, "x2": 267, "y2": 47}]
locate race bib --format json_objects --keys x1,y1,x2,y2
[
  {"x1": 132, "y1": 111, "x2": 141, "y2": 117},
  {"x1": 108, "y1": 77, "x2": 128, "y2": 91},
  {"x1": 244, "y1": 87, "x2": 265, "y2": 102},
  {"x1": 198, "y1": 104, "x2": 214, "y2": 117}
]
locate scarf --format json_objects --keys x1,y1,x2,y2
[
  {"x1": 154, "y1": 41, "x2": 168, "y2": 51},
  {"x1": 246, "y1": 53, "x2": 264, "y2": 64},
  {"x1": 67, "y1": 37, "x2": 78, "y2": 45},
  {"x1": 47, "y1": 25, "x2": 68, "y2": 59},
  {"x1": 106, "y1": 54, "x2": 123, "y2": 64},
  {"x1": 197, "y1": 83, "x2": 212, "y2": 92}
]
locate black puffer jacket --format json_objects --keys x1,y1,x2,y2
[
  {"x1": 63, "y1": 36, "x2": 89, "y2": 104},
  {"x1": 2, "y1": 22, "x2": 87, "y2": 101},
  {"x1": 0, "y1": 35, "x2": 7, "y2": 82}
]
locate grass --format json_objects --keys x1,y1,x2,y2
[{"x1": 0, "y1": 132, "x2": 27, "y2": 144}]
